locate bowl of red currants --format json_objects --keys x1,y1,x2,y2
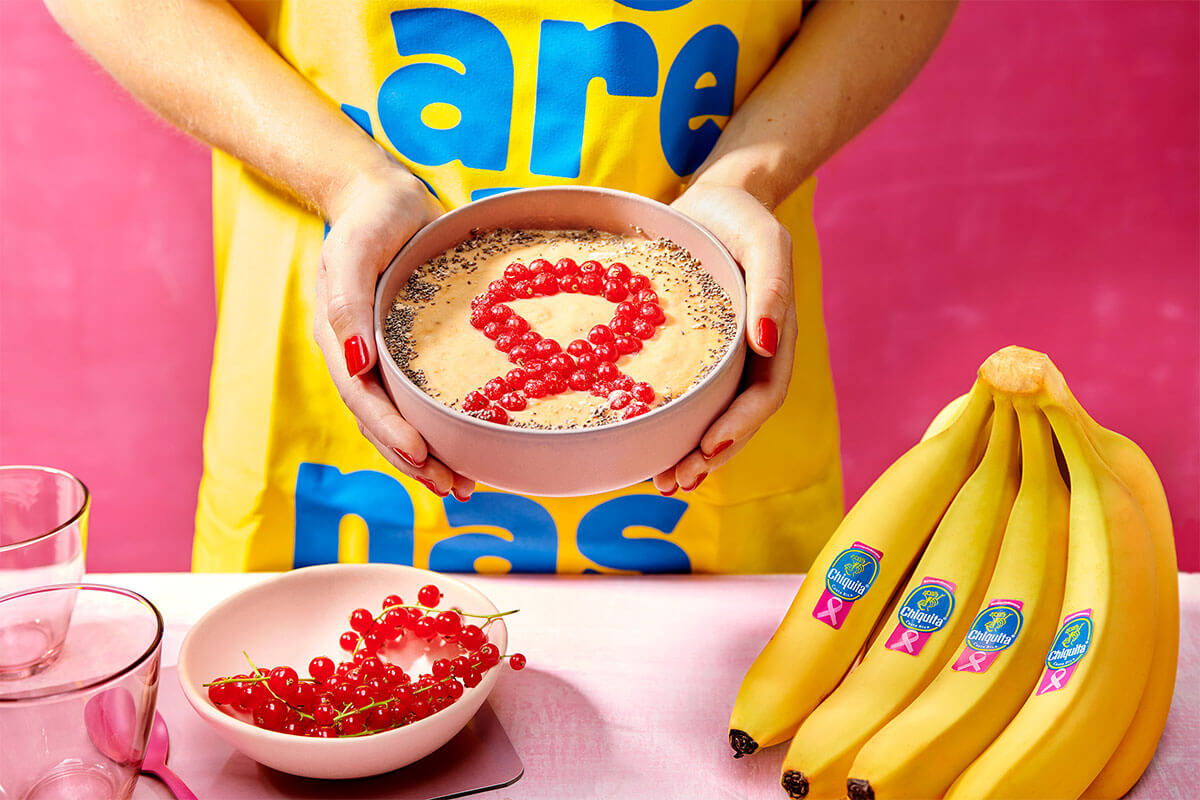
[{"x1": 177, "y1": 563, "x2": 525, "y2": 779}]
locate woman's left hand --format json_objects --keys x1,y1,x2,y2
[{"x1": 658, "y1": 182, "x2": 798, "y2": 495}]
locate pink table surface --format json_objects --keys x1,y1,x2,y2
[{"x1": 102, "y1": 572, "x2": 1198, "y2": 800}]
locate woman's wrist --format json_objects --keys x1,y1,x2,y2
[
  {"x1": 320, "y1": 149, "x2": 422, "y2": 224},
  {"x1": 686, "y1": 145, "x2": 802, "y2": 213}
]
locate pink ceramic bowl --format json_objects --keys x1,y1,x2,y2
[
  {"x1": 373, "y1": 185, "x2": 747, "y2": 496},
  {"x1": 177, "y1": 563, "x2": 509, "y2": 780}
]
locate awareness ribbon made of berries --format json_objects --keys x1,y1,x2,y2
[{"x1": 464, "y1": 257, "x2": 666, "y2": 424}]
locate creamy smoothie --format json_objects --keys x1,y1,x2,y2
[{"x1": 384, "y1": 228, "x2": 736, "y2": 428}]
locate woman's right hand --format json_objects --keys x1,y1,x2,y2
[{"x1": 313, "y1": 165, "x2": 475, "y2": 501}]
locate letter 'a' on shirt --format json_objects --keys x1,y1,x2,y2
[{"x1": 197, "y1": 0, "x2": 843, "y2": 575}]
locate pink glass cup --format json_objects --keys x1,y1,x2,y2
[
  {"x1": 0, "y1": 466, "x2": 89, "y2": 679},
  {"x1": 0, "y1": 585, "x2": 163, "y2": 800}
]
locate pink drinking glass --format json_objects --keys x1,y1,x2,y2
[
  {"x1": 0, "y1": 466, "x2": 88, "y2": 678},
  {"x1": 0, "y1": 585, "x2": 163, "y2": 800}
]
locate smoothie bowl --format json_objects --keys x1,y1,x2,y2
[{"x1": 373, "y1": 186, "x2": 747, "y2": 496}]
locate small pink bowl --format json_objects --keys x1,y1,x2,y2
[
  {"x1": 178, "y1": 564, "x2": 508, "y2": 780},
  {"x1": 373, "y1": 186, "x2": 747, "y2": 496}
]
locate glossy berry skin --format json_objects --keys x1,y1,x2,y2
[
  {"x1": 312, "y1": 726, "x2": 337, "y2": 738},
  {"x1": 532, "y1": 272, "x2": 559, "y2": 295},
  {"x1": 575, "y1": 352, "x2": 600, "y2": 371},
  {"x1": 592, "y1": 342, "x2": 618, "y2": 363},
  {"x1": 504, "y1": 368, "x2": 529, "y2": 389},
  {"x1": 608, "y1": 390, "x2": 632, "y2": 410},
  {"x1": 349, "y1": 608, "x2": 374, "y2": 634},
  {"x1": 509, "y1": 653, "x2": 527, "y2": 671},
  {"x1": 579, "y1": 274, "x2": 603, "y2": 295},
  {"x1": 459, "y1": 624, "x2": 486, "y2": 650},
  {"x1": 631, "y1": 319, "x2": 655, "y2": 340},
  {"x1": 312, "y1": 703, "x2": 338, "y2": 726},
  {"x1": 610, "y1": 317, "x2": 633, "y2": 336},
  {"x1": 489, "y1": 303, "x2": 513, "y2": 322},
  {"x1": 462, "y1": 391, "x2": 489, "y2": 412},
  {"x1": 507, "y1": 344, "x2": 535, "y2": 364},
  {"x1": 494, "y1": 334, "x2": 517, "y2": 353},
  {"x1": 543, "y1": 373, "x2": 567, "y2": 394},
  {"x1": 623, "y1": 403, "x2": 650, "y2": 419},
  {"x1": 312, "y1": 657, "x2": 336, "y2": 681},
  {"x1": 253, "y1": 699, "x2": 289, "y2": 731},
  {"x1": 290, "y1": 681, "x2": 318, "y2": 710},
  {"x1": 588, "y1": 324, "x2": 614, "y2": 344},
  {"x1": 606, "y1": 262, "x2": 631, "y2": 282},
  {"x1": 546, "y1": 354, "x2": 575, "y2": 374},
  {"x1": 503, "y1": 315, "x2": 530, "y2": 335},
  {"x1": 358, "y1": 655, "x2": 384, "y2": 679},
  {"x1": 566, "y1": 339, "x2": 592, "y2": 357},
  {"x1": 558, "y1": 274, "x2": 580, "y2": 293},
  {"x1": 595, "y1": 362, "x2": 619, "y2": 381},
  {"x1": 418, "y1": 584, "x2": 442, "y2": 607},
  {"x1": 631, "y1": 382, "x2": 655, "y2": 403},
  {"x1": 627, "y1": 274, "x2": 651, "y2": 293},
  {"x1": 360, "y1": 631, "x2": 384, "y2": 654},
  {"x1": 435, "y1": 610, "x2": 463, "y2": 637},
  {"x1": 446, "y1": 680, "x2": 465, "y2": 699},
  {"x1": 477, "y1": 643, "x2": 501, "y2": 667},
  {"x1": 482, "y1": 321, "x2": 502, "y2": 340},
  {"x1": 639, "y1": 302, "x2": 666, "y2": 325},
  {"x1": 476, "y1": 406, "x2": 509, "y2": 425},
  {"x1": 578, "y1": 260, "x2": 602, "y2": 275},
  {"x1": 615, "y1": 301, "x2": 638, "y2": 319},
  {"x1": 603, "y1": 281, "x2": 628, "y2": 302},
  {"x1": 568, "y1": 369, "x2": 595, "y2": 391},
  {"x1": 524, "y1": 379, "x2": 548, "y2": 399},
  {"x1": 528, "y1": 258, "x2": 553, "y2": 274},
  {"x1": 432, "y1": 659, "x2": 454, "y2": 680},
  {"x1": 498, "y1": 392, "x2": 527, "y2": 412},
  {"x1": 338, "y1": 713, "x2": 366, "y2": 736},
  {"x1": 483, "y1": 378, "x2": 509, "y2": 400},
  {"x1": 382, "y1": 594, "x2": 404, "y2": 610},
  {"x1": 267, "y1": 666, "x2": 299, "y2": 698},
  {"x1": 534, "y1": 338, "x2": 561, "y2": 358},
  {"x1": 553, "y1": 257, "x2": 578, "y2": 275},
  {"x1": 339, "y1": 631, "x2": 359, "y2": 652}
]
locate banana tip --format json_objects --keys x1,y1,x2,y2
[
  {"x1": 728, "y1": 729, "x2": 758, "y2": 758},
  {"x1": 781, "y1": 770, "x2": 809, "y2": 798},
  {"x1": 847, "y1": 778, "x2": 875, "y2": 800}
]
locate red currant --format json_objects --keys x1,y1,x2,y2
[
  {"x1": 349, "y1": 608, "x2": 374, "y2": 634},
  {"x1": 568, "y1": 369, "x2": 595, "y2": 391},
  {"x1": 534, "y1": 338, "x2": 561, "y2": 358},
  {"x1": 610, "y1": 316, "x2": 634, "y2": 336},
  {"x1": 488, "y1": 280, "x2": 513, "y2": 300},
  {"x1": 494, "y1": 333, "x2": 517, "y2": 353},
  {"x1": 463, "y1": 670, "x2": 483, "y2": 689},
  {"x1": 410, "y1": 698, "x2": 431, "y2": 719},
  {"x1": 483, "y1": 378, "x2": 509, "y2": 400},
  {"x1": 592, "y1": 342, "x2": 618, "y2": 363},
  {"x1": 312, "y1": 703, "x2": 338, "y2": 726},
  {"x1": 446, "y1": 679, "x2": 465, "y2": 699},
  {"x1": 631, "y1": 382, "x2": 655, "y2": 403},
  {"x1": 524, "y1": 379, "x2": 548, "y2": 398},
  {"x1": 432, "y1": 658, "x2": 453, "y2": 680},
  {"x1": 469, "y1": 309, "x2": 490, "y2": 329},
  {"x1": 381, "y1": 608, "x2": 405, "y2": 638},
  {"x1": 596, "y1": 361, "x2": 619, "y2": 381},
  {"x1": 614, "y1": 375, "x2": 636, "y2": 390},
  {"x1": 521, "y1": 331, "x2": 543, "y2": 346},
  {"x1": 476, "y1": 406, "x2": 508, "y2": 425},
  {"x1": 207, "y1": 682, "x2": 228, "y2": 705},
  {"x1": 451, "y1": 656, "x2": 472, "y2": 677},
  {"x1": 567, "y1": 339, "x2": 592, "y2": 357},
  {"x1": 638, "y1": 290, "x2": 659, "y2": 304},
  {"x1": 267, "y1": 666, "x2": 298, "y2": 697},
  {"x1": 253, "y1": 699, "x2": 288, "y2": 731},
  {"x1": 579, "y1": 260, "x2": 602, "y2": 275},
  {"x1": 554, "y1": 257, "x2": 578, "y2": 275},
  {"x1": 360, "y1": 631, "x2": 384, "y2": 654},
  {"x1": 543, "y1": 373, "x2": 568, "y2": 394},
  {"x1": 290, "y1": 681, "x2": 318, "y2": 710},
  {"x1": 628, "y1": 274, "x2": 651, "y2": 293},
  {"x1": 482, "y1": 321, "x2": 502, "y2": 340},
  {"x1": 504, "y1": 315, "x2": 530, "y2": 335},
  {"x1": 546, "y1": 353, "x2": 575, "y2": 373},
  {"x1": 358, "y1": 655, "x2": 383, "y2": 679},
  {"x1": 351, "y1": 684, "x2": 373, "y2": 707},
  {"x1": 418, "y1": 584, "x2": 442, "y2": 607},
  {"x1": 435, "y1": 610, "x2": 463, "y2": 637},
  {"x1": 312, "y1": 726, "x2": 337, "y2": 738},
  {"x1": 504, "y1": 262, "x2": 529, "y2": 281},
  {"x1": 339, "y1": 713, "x2": 366, "y2": 736},
  {"x1": 368, "y1": 704, "x2": 393, "y2": 730},
  {"x1": 632, "y1": 319, "x2": 656, "y2": 340},
  {"x1": 532, "y1": 273, "x2": 559, "y2": 295},
  {"x1": 580, "y1": 273, "x2": 603, "y2": 295},
  {"x1": 509, "y1": 653, "x2": 527, "y2": 671},
  {"x1": 489, "y1": 304, "x2": 513, "y2": 322},
  {"x1": 606, "y1": 262, "x2": 631, "y2": 282},
  {"x1": 339, "y1": 631, "x2": 359, "y2": 652},
  {"x1": 558, "y1": 274, "x2": 581, "y2": 293},
  {"x1": 463, "y1": 391, "x2": 489, "y2": 412},
  {"x1": 588, "y1": 324, "x2": 615, "y2": 344},
  {"x1": 615, "y1": 301, "x2": 638, "y2": 318},
  {"x1": 608, "y1": 390, "x2": 632, "y2": 410},
  {"x1": 590, "y1": 381, "x2": 614, "y2": 398},
  {"x1": 415, "y1": 616, "x2": 437, "y2": 639},
  {"x1": 504, "y1": 368, "x2": 528, "y2": 389},
  {"x1": 507, "y1": 343, "x2": 536, "y2": 363},
  {"x1": 576, "y1": 352, "x2": 600, "y2": 371},
  {"x1": 459, "y1": 624, "x2": 486, "y2": 650},
  {"x1": 639, "y1": 302, "x2": 666, "y2": 325},
  {"x1": 512, "y1": 280, "x2": 534, "y2": 298},
  {"x1": 603, "y1": 281, "x2": 628, "y2": 302},
  {"x1": 478, "y1": 642, "x2": 501, "y2": 667},
  {"x1": 499, "y1": 392, "x2": 527, "y2": 411},
  {"x1": 615, "y1": 335, "x2": 642, "y2": 355},
  {"x1": 623, "y1": 403, "x2": 650, "y2": 419},
  {"x1": 382, "y1": 594, "x2": 404, "y2": 610}
]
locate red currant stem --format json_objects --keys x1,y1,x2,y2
[
  {"x1": 236, "y1": 651, "x2": 316, "y2": 721},
  {"x1": 379, "y1": 603, "x2": 519, "y2": 621},
  {"x1": 332, "y1": 698, "x2": 391, "y2": 723}
]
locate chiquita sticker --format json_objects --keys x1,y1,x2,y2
[
  {"x1": 1036, "y1": 609, "x2": 1094, "y2": 695},
  {"x1": 952, "y1": 599, "x2": 1025, "y2": 673},
  {"x1": 885, "y1": 577, "x2": 957, "y2": 656},
  {"x1": 812, "y1": 542, "x2": 883, "y2": 630}
]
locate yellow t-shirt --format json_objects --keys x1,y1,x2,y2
[{"x1": 196, "y1": 0, "x2": 843, "y2": 574}]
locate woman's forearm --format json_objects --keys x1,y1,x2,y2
[
  {"x1": 44, "y1": 0, "x2": 395, "y2": 218},
  {"x1": 692, "y1": 0, "x2": 958, "y2": 209}
]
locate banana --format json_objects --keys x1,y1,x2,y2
[
  {"x1": 924, "y1": 348, "x2": 1179, "y2": 797},
  {"x1": 779, "y1": 395, "x2": 1020, "y2": 799},
  {"x1": 945, "y1": 362, "x2": 1157, "y2": 800},
  {"x1": 728, "y1": 381, "x2": 994, "y2": 757},
  {"x1": 846, "y1": 394, "x2": 1069, "y2": 800}
]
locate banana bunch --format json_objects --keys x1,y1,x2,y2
[{"x1": 729, "y1": 346, "x2": 1178, "y2": 800}]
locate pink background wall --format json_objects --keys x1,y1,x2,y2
[{"x1": 1, "y1": 1, "x2": 1197, "y2": 572}]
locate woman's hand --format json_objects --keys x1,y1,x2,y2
[
  {"x1": 656, "y1": 183, "x2": 798, "y2": 495},
  {"x1": 313, "y1": 165, "x2": 475, "y2": 500}
]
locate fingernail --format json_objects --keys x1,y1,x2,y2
[
  {"x1": 416, "y1": 477, "x2": 448, "y2": 498},
  {"x1": 757, "y1": 318, "x2": 778, "y2": 357},
  {"x1": 682, "y1": 473, "x2": 708, "y2": 492},
  {"x1": 659, "y1": 485, "x2": 678, "y2": 497},
  {"x1": 344, "y1": 335, "x2": 369, "y2": 376},
  {"x1": 393, "y1": 448, "x2": 427, "y2": 469},
  {"x1": 451, "y1": 488, "x2": 472, "y2": 503},
  {"x1": 703, "y1": 440, "x2": 733, "y2": 460}
]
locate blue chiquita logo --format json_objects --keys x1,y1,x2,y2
[
  {"x1": 825, "y1": 547, "x2": 881, "y2": 601},
  {"x1": 897, "y1": 583, "x2": 956, "y2": 633},
  {"x1": 965, "y1": 605, "x2": 1024, "y2": 653},
  {"x1": 1046, "y1": 616, "x2": 1093, "y2": 670}
]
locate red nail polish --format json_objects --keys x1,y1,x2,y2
[
  {"x1": 344, "y1": 335, "x2": 369, "y2": 376},
  {"x1": 703, "y1": 440, "x2": 733, "y2": 460},
  {"x1": 392, "y1": 448, "x2": 427, "y2": 469},
  {"x1": 683, "y1": 473, "x2": 708, "y2": 492},
  {"x1": 416, "y1": 477, "x2": 448, "y2": 498},
  {"x1": 757, "y1": 318, "x2": 778, "y2": 357},
  {"x1": 660, "y1": 486, "x2": 678, "y2": 497}
]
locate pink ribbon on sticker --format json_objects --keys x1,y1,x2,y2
[
  {"x1": 952, "y1": 647, "x2": 998, "y2": 673},
  {"x1": 813, "y1": 590, "x2": 847, "y2": 629},
  {"x1": 1037, "y1": 664, "x2": 1077, "y2": 695}
]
